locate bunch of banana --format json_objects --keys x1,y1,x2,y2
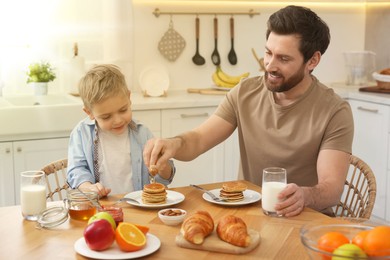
[{"x1": 212, "y1": 66, "x2": 250, "y2": 89}]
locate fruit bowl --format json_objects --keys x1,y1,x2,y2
[
  {"x1": 300, "y1": 218, "x2": 390, "y2": 259},
  {"x1": 158, "y1": 208, "x2": 186, "y2": 226}
]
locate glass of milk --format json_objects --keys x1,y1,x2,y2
[
  {"x1": 262, "y1": 167, "x2": 287, "y2": 217},
  {"x1": 20, "y1": 171, "x2": 47, "y2": 221}
]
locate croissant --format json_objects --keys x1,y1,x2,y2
[
  {"x1": 216, "y1": 215, "x2": 251, "y2": 247},
  {"x1": 181, "y1": 211, "x2": 214, "y2": 244}
]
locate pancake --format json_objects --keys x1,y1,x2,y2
[
  {"x1": 222, "y1": 181, "x2": 248, "y2": 192},
  {"x1": 143, "y1": 183, "x2": 166, "y2": 193},
  {"x1": 142, "y1": 183, "x2": 167, "y2": 204},
  {"x1": 219, "y1": 181, "x2": 247, "y2": 202}
]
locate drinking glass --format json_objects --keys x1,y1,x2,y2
[
  {"x1": 20, "y1": 171, "x2": 47, "y2": 221},
  {"x1": 262, "y1": 167, "x2": 287, "y2": 217}
]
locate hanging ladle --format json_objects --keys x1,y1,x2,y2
[
  {"x1": 228, "y1": 17, "x2": 237, "y2": 65},
  {"x1": 211, "y1": 17, "x2": 221, "y2": 66},
  {"x1": 192, "y1": 17, "x2": 205, "y2": 65}
]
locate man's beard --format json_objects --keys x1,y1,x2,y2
[{"x1": 264, "y1": 65, "x2": 305, "y2": 93}]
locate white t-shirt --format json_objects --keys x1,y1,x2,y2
[{"x1": 98, "y1": 128, "x2": 133, "y2": 194}]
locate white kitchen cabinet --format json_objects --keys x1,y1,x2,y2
[
  {"x1": 161, "y1": 107, "x2": 240, "y2": 188},
  {"x1": 0, "y1": 137, "x2": 69, "y2": 206},
  {"x1": 348, "y1": 99, "x2": 389, "y2": 221},
  {"x1": 0, "y1": 142, "x2": 15, "y2": 206},
  {"x1": 133, "y1": 110, "x2": 161, "y2": 137}
]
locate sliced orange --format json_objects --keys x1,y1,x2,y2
[
  {"x1": 115, "y1": 222, "x2": 147, "y2": 252},
  {"x1": 133, "y1": 224, "x2": 149, "y2": 235}
]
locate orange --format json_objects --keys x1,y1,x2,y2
[
  {"x1": 133, "y1": 224, "x2": 149, "y2": 235},
  {"x1": 363, "y1": 226, "x2": 390, "y2": 256},
  {"x1": 352, "y1": 230, "x2": 370, "y2": 250},
  {"x1": 115, "y1": 222, "x2": 147, "y2": 252},
  {"x1": 317, "y1": 231, "x2": 350, "y2": 260}
]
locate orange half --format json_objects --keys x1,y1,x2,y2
[{"x1": 115, "y1": 222, "x2": 147, "y2": 252}]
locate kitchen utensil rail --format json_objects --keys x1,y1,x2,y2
[{"x1": 153, "y1": 8, "x2": 260, "y2": 18}]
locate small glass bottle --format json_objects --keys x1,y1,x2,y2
[
  {"x1": 98, "y1": 206, "x2": 124, "y2": 226},
  {"x1": 65, "y1": 190, "x2": 98, "y2": 221}
]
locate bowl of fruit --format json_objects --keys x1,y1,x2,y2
[{"x1": 300, "y1": 218, "x2": 390, "y2": 259}]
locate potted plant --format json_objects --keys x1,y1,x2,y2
[{"x1": 26, "y1": 61, "x2": 56, "y2": 95}]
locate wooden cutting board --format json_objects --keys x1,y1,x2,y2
[
  {"x1": 175, "y1": 229, "x2": 260, "y2": 254},
  {"x1": 187, "y1": 88, "x2": 229, "y2": 95}
]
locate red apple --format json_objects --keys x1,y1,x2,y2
[{"x1": 83, "y1": 219, "x2": 115, "y2": 251}]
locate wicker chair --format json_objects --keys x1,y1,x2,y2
[
  {"x1": 41, "y1": 158, "x2": 69, "y2": 201},
  {"x1": 334, "y1": 155, "x2": 377, "y2": 219}
]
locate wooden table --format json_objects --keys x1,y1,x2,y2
[{"x1": 0, "y1": 181, "x2": 330, "y2": 260}]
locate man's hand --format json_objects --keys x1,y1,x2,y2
[
  {"x1": 143, "y1": 137, "x2": 181, "y2": 169},
  {"x1": 274, "y1": 183, "x2": 305, "y2": 217}
]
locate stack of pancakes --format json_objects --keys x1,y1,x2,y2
[
  {"x1": 219, "y1": 182, "x2": 247, "y2": 202},
  {"x1": 142, "y1": 183, "x2": 167, "y2": 204}
]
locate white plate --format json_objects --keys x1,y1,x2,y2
[
  {"x1": 202, "y1": 189, "x2": 261, "y2": 206},
  {"x1": 74, "y1": 233, "x2": 161, "y2": 259},
  {"x1": 139, "y1": 66, "x2": 169, "y2": 97},
  {"x1": 124, "y1": 190, "x2": 185, "y2": 209}
]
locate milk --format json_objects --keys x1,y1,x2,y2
[
  {"x1": 262, "y1": 181, "x2": 286, "y2": 212},
  {"x1": 21, "y1": 185, "x2": 46, "y2": 217}
]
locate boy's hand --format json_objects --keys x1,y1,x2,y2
[{"x1": 78, "y1": 182, "x2": 111, "y2": 197}]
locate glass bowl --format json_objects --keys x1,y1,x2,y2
[{"x1": 300, "y1": 218, "x2": 390, "y2": 259}]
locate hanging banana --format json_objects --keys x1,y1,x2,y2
[{"x1": 212, "y1": 66, "x2": 250, "y2": 89}]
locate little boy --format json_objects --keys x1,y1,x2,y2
[{"x1": 67, "y1": 64, "x2": 175, "y2": 197}]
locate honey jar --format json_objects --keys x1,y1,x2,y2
[{"x1": 65, "y1": 190, "x2": 98, "y2": 221}]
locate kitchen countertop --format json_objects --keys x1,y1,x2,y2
[{"x1": 1, "y1": 85, "x2": 390, "y2": 141}]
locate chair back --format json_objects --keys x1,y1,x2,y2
[
  {"x1": 334, "y1": 155, "x2": 377, "y2": 219},
  {"x1": 41, "y1": 159, "x2": 69, "y2": 201}
]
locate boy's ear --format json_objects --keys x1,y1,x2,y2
[{"x1": 83, "y1": 107, "x2": 95, "y2": 120}]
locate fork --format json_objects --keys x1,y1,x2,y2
[
  {"x1": 113, "y1": 197, "x2": 140, "y2": 205},
  {"x1": 190, "y1": 184, "x2": 227, "y2": 202}
]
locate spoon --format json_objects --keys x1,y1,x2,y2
[
  {"x1": 77, "y1": 188, "x2": 103, "y2": 210},
  {"x1": 211, "y1": 17, "x2": 221, "y2": 66},
  {"x1": 228, "y1": 17, "x2": 237, "y2": 65},
  {"x1": 192, "y1": 17, "x2": 205, "y2": 65}
]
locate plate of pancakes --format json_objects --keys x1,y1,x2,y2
[
  {"x1": 202, "y1": 182, "x2": 261, "y2": 206},
  {"x1": 123, "y1": 183, "x2": 185, "y2": 209}
]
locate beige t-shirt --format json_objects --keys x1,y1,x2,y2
[{"x1": 215, "y1": 75, "x2": 354, "y2": 188}]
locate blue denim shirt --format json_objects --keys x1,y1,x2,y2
[{"x1": 67, "y1": 117, "x2": 175, "y2": 191}]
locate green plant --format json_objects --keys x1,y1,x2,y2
[{"x1": 26, "y1": 61, "x2": 56, "y2": 83}]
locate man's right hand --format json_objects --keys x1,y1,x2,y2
[{"x1": 143, "y1": 137, "x2": 181, "y2": 170}]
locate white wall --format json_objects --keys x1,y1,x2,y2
[
  {"x1": 132, "y1": 1, "x2": 367, "y2": 91},
  {"x1": 0, "y1": 1, "x2": 371, "y2": 95}
]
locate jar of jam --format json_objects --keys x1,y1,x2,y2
[
  {"x1": 98, "y1": 206, "x2": 124, "y2": 226},
  {"x1": 65, "y1": 190, "x2": 98, "y2": 221}
]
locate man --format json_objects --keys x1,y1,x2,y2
[{"x1": 143, "y1": 5, "x2": 353, "y2": 217}]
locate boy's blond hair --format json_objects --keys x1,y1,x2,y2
[{"x1": 78, "y1": 64, "x2": 129, "y2": 110}]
